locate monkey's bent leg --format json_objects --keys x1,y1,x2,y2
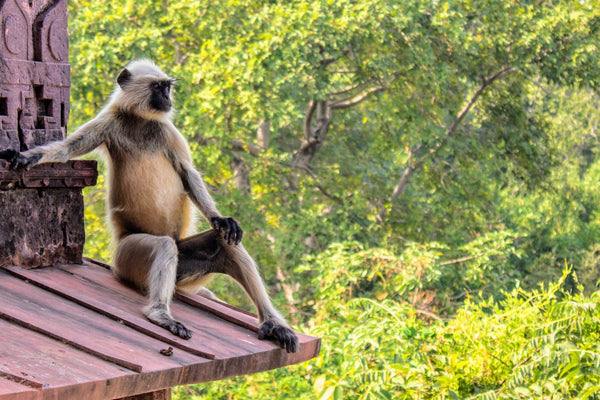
[
  {"x1": 177, "y1": 230, "x2": 299, "y2": 353},
  {"x1": 113, "y1": 233, "x2": 192, "y2": 339}
]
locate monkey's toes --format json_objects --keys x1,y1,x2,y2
[
  {"x1": 258, "y1": 321, "x2": 299, "y2": 353},
  {"x1": 147, "y1": 310, "x2": 193, "y2": 340},
  {"x1": 169, "y1": 320, "x2": 193, "y2": 339}
]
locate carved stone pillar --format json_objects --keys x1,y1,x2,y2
[{"x1": 0, "y1": 0, "x2": 97, "y2": 268}]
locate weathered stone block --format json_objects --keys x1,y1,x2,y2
[
  {"x1": 0, "y1": 188, "x2": 85, "y2": 268},
  {"x1": 0, "y1": 160, "x2": 97, "y2": 267}
]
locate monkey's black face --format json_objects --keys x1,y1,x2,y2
[{"x1": 150, "y1": 80, "x2": 173, "y2": 112}]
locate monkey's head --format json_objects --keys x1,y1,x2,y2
[{"x1": 112, "y1": 59, "x2": 176, "y2": 120}]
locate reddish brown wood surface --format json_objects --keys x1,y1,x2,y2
[
  {"x1": 0, "y1": 318, "x2": 132, "y2": 388},
  {"x1": 0, "y1": 260, "x2": 321, "y2": 400},
  {"x1": 0, "y1": 377, "x2": 36, "y2": 396},
  {"x1": 0, "y1": 270, "x2": 207, "y2": 372}
]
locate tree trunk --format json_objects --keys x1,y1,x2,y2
[
  {"x1": 293, "y1": 100, "x2": 331, "y2": 169},
  {"x1": 231, "y1": 154, "x2": 251, "y2": 196},
  {"x1": 257, "y1": 119, "x2": 270, "y2": 150}
]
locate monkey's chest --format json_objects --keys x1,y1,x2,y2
[{"x1": 108, "y1": 154, "x2": 190, "y2": 238}]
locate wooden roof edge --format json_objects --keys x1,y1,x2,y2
[{"x1": 0, "y1": 259, "x2": 321, "y2": 400}]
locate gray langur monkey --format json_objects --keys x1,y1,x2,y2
[{"x1": 0, "y1": 60, "x2": 298, "y2": 353}]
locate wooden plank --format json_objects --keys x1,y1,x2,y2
[
  {"x1": 0, "y1": 318, "x2": 133, "y2": 391},
  {"x1": 0, "y1": 270, "x2": 208, "y2": 373},
  {"x1": 64, "y1": 261, "x2": 319, "y2": 357},
  {"x1": 0, "y1": 371, "x2": 44, "y2": 390},
  {"x1": 3, "y1": 264, "x2": 216, "y2": 360},
  {"x1": 55, "y1": 263, "x2": 277, "y2": 356},
  {"x1": 175, "y1": 292, "x2": 260, "y2": 332},
  {"x1": 0, "y1": 262, "x2": 321, "y2": 399},
  {"x1": 5, "y1": 264, "x2": 258, "y2": 359},
  {"x1": 0, "y1": 265, "x2": 320, "y2": 400}
]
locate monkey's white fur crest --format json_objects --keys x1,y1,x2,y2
[{"x1": 108, "y1": 59, "x2": 175, "y2": 121}]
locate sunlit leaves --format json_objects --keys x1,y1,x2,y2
[{"x1": 68, "y1": 1, "x2": 600, "y2": 398}]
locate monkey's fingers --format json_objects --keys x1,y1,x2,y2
[
  {"x1": 227, "y1": 218, "x2": 243, "y2": 245},
  {"x1": 6, "y1": 152, "x2": 42, "y2": 170},
  {"x1": 234, "y1": 219, "x2": 243, "y2": 244},
  {"x1": 10, "y1": 154, "x2": 30, "y2": 170},
  {"x1": 221, "y1": 218, "x2": 234, "y2": 244},
  {"x1": 211, "y1": 217, "x2": 243, "y2": 245},
  {"x1": 0, "y1": 149, "x2": 26, "y2": 170},
  {"x1": 0, "y1": 149, "x2": 19, "y2": 163},
  {"x1": 210, "y1": 216, "x2": 228, "y2": 242}
]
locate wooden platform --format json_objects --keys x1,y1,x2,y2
[{"x1": 0, "y1": 259, "x2": 320, "y2": 399}]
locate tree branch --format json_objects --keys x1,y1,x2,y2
[
  {"x1": 297, "y1": 100, "x2": 331, "y2": 155},
  {"x1": 330, "y1": 86, "x2": 386, "y2": 110},
  {"x1": 378, "y1": 66, "x2": 515, "y2": 222},
  {"x1": 377, "y1": 144, "x2": 422, "y2": 222},
  {"x1": 329, "y1": 82, "x2": 362, "y2": 96},
  {"x1": 291, "y1": 163, "x2": 343, "y2": 203},
  {"x1": 231, "y1": 139, "x2": 261, "y2": 157},
  {"x1": 445, "y1": 67, "x2": 514, "y2": 138},
  {"x1": 257, "y1": 119, "x2": 270, "y2": 150},
  {"x1": 319, "y1": 49, "x2": 351, "y2": 67},
  {"x1": 303, "y1": 100, "x2": 317, "y2": 139}
]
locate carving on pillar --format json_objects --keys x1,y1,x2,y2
[
  {"x1": 0, "y1": 0, "x2": 69, "y2": 151},
  {"x1": 0, "y1": 0, "x2": 97, "y2": 268},
  {"x1": 34, "y1": 0, "x2": 68, "y2": 63}
]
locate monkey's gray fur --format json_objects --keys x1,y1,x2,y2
[{"x1": 3, "y1": 59, "x2": 298, "y2": 352}]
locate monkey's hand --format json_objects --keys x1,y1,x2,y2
[
  {"x1": 0, "y1": 149, "x2": 42, "y2": 170},
  {"x1": 210, "y1": 216, "x2": 243, "y2": 245}
]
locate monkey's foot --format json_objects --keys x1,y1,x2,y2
[
  {"x1": 258, "y1": 320, "x2": 298, "y2": 353},
  {"x1": 146, "y1": 307, "x2": 192, "y2": 339}
]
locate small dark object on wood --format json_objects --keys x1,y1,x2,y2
[{"x1": 159, "y1": 347, "x2": 173, "y2": 357}]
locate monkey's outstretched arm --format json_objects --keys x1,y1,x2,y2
[{"x1": 1, "y1": 117, "x2": 108, "y2": 169}]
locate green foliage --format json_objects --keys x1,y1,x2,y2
[
  {"x1": 175, "y1": 267, "x2": 600, "y2": 400},
  {"x1": 68, "y1": 0, "x2": 600, "y2": 398},
  {"x1": 82, "y1": 163, "x2": 111, "y2": 262}
]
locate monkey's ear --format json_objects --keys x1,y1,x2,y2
[{"x1": 117, "y1": 68, "x2": 132, "y2": 89}]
